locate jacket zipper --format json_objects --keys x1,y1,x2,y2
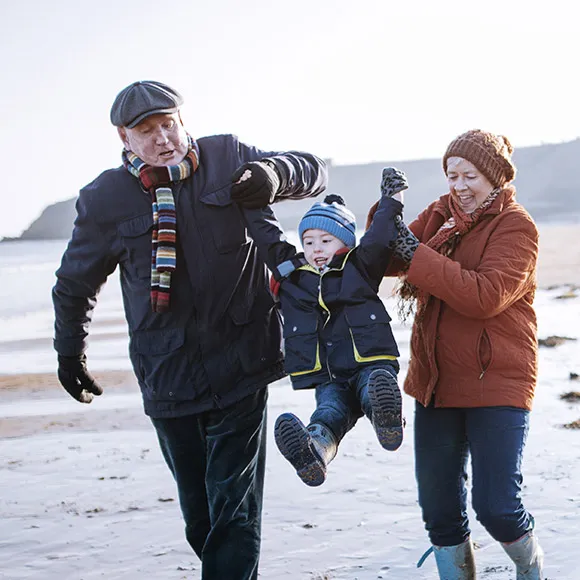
[
  {"x1": 318, "y1": 269, "x2": 333, "y2": 379},
  {"x1": 316, "y1": 252, "x2": 355, "y2": 381}
]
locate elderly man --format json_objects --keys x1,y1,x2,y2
[{"x1": 52, "y1": 80, "x2": 327, "y2": 579}]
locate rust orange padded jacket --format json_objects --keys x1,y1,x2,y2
[{"x1": 370, "y1": 187, "x2": 539, "y2": 410}]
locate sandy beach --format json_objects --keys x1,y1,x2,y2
[{"x1": 1, "y1": 222, "x2": 579, "y2": 579}]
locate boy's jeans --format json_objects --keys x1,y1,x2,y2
[
  {"x1": 151, "y1": 388, "x2": 267, "y2": 580},
  {"x1": 310, "y1": 362, "x2": 399, "y2": 442},
  {"x1": 414, "y1": 401, "x2": 534, "y2": 546}
]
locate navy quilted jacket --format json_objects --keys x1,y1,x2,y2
[
  {"x1": 244, "y1": 195, "x2": 403, "y2": 390},
  {"x1": 53, "y1": 134, "x2": 327, "y2": 417}
]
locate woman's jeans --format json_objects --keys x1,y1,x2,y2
[
  {"x1": 414, "y1": 401, "x2": 534, "y2": 547},
  {"x1": 310, "y1": 362, "x2": 399, "y2": 442},
  {"x1": 151, "y1": 388, "x2": 267, "y2": 580}
]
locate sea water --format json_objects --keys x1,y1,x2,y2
[{"x1": 0, "y1": 240, "x2": 128, "y2": 374}]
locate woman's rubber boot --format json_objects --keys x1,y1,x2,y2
[
  {"x1": 501, "y1": 532, "x2": 544, "y2": 579},
  {"x1": 430, "y1": 539, "x2": 476, "y2": 579},
  {"x1": 367, "y1": 368, "x2": 404, "y2": 450},
  {"x1": 274, "y1": 413, "x2": 337, "y2": 487}
]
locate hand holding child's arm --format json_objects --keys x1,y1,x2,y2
[
  {"x1": 381, "y1": 167, "x2": 408, "y2": 202},
  {"x1": 379, "y1": 167, "x2": 417, "y2": 263},
  {"x1": 390, "y1": 217, "x2": 419, "y2": 263}
]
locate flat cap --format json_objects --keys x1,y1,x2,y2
[{"x1": 110, "y1": 80, "x2": 184, "y2": 128}]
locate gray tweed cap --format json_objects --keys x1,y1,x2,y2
[{"x1": 110, "y1": 80, "x2": 184, "y2": 128}]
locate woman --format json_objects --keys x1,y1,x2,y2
[{"x1": 367, "y1": 130, "x2": 543, "y2": 579}]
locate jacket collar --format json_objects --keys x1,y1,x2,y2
[{"x1": 298, "y1": 247, "x2": 354, "y2": 275}]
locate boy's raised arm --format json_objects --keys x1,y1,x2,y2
[
  {"x1": 241, "y1": 206, "x2": 305, "y2": 281},
  {"x1": 356, "y1": 168, "x2": 406, "y2": 281}
]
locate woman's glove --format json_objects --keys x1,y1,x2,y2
[
  {"x1": 381, "y1": 167, "x2": 408, "y2": 198},
  {"x1": 391, "y1": 216, "x2": 419, "y2": 263}
]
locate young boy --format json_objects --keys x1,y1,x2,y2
[{"x1": 239, "y1": 168, "x2": 408, "y2": 487}]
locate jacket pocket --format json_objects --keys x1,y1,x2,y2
[
  {"x1": 345, "y1": 303, "x2": 399, "y2": 361},
  {"x1": 284, "y1": 316, "x2": 322, "y2": 376},
  {"x1": 118, "y1": 213, "x2": 154, "y2": 279},
  {"x1": 229, "y1": 293, "x2": 283, "y2": 376},
  {"x1": 477, "y1": 328, "x2": 493, "y2": 378},
  {"x1": 229, "y1": 288, "x2": 260, "y2": 325},
  {"x1": 131, "y1": 327, "x2": 185, "y2": 355},
  {"x1": 200, "y1": 184, "x2": 248, "y2": 253},
  {"x1": 129, "y1": 327, "x2": 190, "y2": 401}
]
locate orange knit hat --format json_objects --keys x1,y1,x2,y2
[{"x1": 443, "y1": 129, "x2": 516, "y2": 188}]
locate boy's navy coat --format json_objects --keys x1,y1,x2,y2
[
  {"x1": 244, "y1": 196, "x2": 403, "y2": 390},
  {"x1": 52, "y1": 135, "x2": 326, "y2": 418}
]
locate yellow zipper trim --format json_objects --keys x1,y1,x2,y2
[
  {"x1": 289, "y1": 342, "x2": 323, "y2": 376},
  {"x1": 297, "y1": 264, "x2": 320, "y2": 274},
  {"x1": 315, "y1": 249, "x2": 354, "y2": 318},
  {"x1": 349, "y1": 329, "x2": 398, "y2": 363},
  {"x1": 291, "y1": 251, "x2": 355, "y2": 376}
]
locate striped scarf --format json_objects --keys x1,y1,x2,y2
[{"x1": 122, "y1": 135, "x2": 200, "y2": 312}]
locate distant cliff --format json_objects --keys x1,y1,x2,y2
[
  {"x1": 11, "y1": 138, "x2": 580, "y2": 241},
  {"x1": 17, "y1": 199, "x2": 78, "y2": 241},
  {"x1": 273, "y1": 138, "x2": 580, "y2": 229}
]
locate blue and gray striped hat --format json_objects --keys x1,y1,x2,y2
[{"x1": 299, "y1": 194, "x2": 356, "y2": 248}]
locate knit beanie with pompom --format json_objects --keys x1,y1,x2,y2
[
  {"x1": 298, "y1": 194, "x2": 357, "y2": 248},
  {"x1": 443, "y1": 129, "x2": 516, "y2": 188}
]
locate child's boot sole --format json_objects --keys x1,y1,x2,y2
[
  {"x1": 368, "y1": 369, "x2": 404, "y2": 451},
  {"x1": 274, "y1": 413, "x2": 326, "y2": 487}
]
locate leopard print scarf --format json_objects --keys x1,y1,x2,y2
[{"x1": 397, "y1": 188, "x2": 501, "y2": 322}]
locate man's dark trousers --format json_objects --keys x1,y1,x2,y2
[{"x1": 151, "y1": 388, "x2": 267, "y2": 580}]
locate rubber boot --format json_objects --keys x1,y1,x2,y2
[
  {"x1": 501, "y1": 532, "x2": 544, "y2": 579},
  {"x1": 417, "y1": 539, "x2": 476, "y2": 579},
  {"x1": 274, "y1": 413, "x2": 337, "y2": 487},
  {"x1": 367, "y1": 368, "x2": 404, "y2": 450}
]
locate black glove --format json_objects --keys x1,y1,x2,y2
[
  {"x1": 57, "y1": 354, "x2": 103, "y2": 404},
  {"x1": 391, "y1": 216, "x2": 419, "y2": 263},
  {"x1": 231, "y1": 161, "x2": 281, "y2": 209},
  {"x1": 381, "y1": 167, "x2": 408, "y2": 198}
]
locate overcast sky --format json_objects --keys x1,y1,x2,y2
[{"x1": 2, "y1": 0, "x2": 579, "y2": 237}]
